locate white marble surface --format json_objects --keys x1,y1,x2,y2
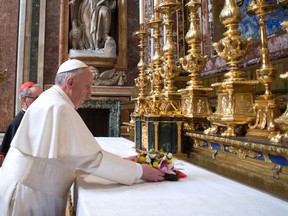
[{"x1": 74, "y1": 137, "x2": 288, "y2": 216}]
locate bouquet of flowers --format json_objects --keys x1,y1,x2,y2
[{"x1": 136, "y1": 149, "x2": 186, "y2": 181}]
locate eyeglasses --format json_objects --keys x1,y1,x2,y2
[{"x1": 25, "y1": 96, "x2": 39, "y2": 100}]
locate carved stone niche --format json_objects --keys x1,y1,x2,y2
[{"x1": 59, "y1": 0, "x2": 127, "y2": 86}]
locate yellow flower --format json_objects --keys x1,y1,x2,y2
[
  {"x1": 139, "y1": 155, "x2": 146, "y2": 163},
  {"x1": 167, "y1": 159, "x2": 172, "y2": 164},
  {"x1": 152, "y1": 161, "x2": 159, "y2": 168}
]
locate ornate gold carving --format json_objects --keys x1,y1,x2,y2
[
  {"x1": 204, "y1": 0, "x2": 257, "y2": 137},
  {"x1": 271, "y1": 105, "x2": 288, "y2": 143},
  {"x1": 270, "y1": 19, "x2": 288, "y2": 143},
  {"x1": 186, "y1": 132, "x2": 288, "y2": 159},
  {"x1": 247, "y1": 97, "x2": 284, "y2": 137},
  {"x1": 193, "y1": 139, "x2": 207, "y2": 148},
  {"x1": 225, "y1": 146, "x2": 261, "y2": 160}
]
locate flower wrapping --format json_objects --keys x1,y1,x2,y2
[{"x1": 136, "y1": 149, "x2": 186, "y2": 181}]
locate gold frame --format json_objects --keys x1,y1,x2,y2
[{"x1": 59, "y1": 0, "x2": 127, "y2": 70}]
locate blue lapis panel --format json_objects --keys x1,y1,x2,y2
[
  {"x1": 269, "y1": 154, "x2": 288, "y2": 166},
  {"x1": 239, "y1": 0, "x2": 288, "y2": 40},
  {"x1": 211, "y1": 142, "x2": 221, "y2": 150}
]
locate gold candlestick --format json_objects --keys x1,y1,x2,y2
[
  {"x1": 153, "y1": 0, "x2": 182, "y2": 117},
  {"x1": 158, "y1": 0, "x2": 181, "y2": 96},
  {"x1": 148, "y1": 8, "x2": 163, "y2": 98},
  {"x1": 246, "y1": 0, "x2": 277, "y2": 97},
  {"x1": 246, "y1": 0, "x2": 284, "y2": 138},
  {"x1": 144, "y1": 7, "x2": 164, "y2": 117},
  {"x1": 131, "y1": 24, "x2": 148, "y2": 119},
  {"x1": 204, "y1": 0, "x2": 257, "y2": 137},
  {"x1": 179, "y1": 0, "x2": 212, "y2": 131}
]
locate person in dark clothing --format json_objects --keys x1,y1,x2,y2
[{"x1": 0, "y1": 82, "x2": 42, "y2": 164}]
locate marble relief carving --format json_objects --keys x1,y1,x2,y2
[{"x1": 89, "y1": 66, "x2": 127, "y2": 86}]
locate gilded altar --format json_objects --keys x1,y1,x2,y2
[{"x1": 128, "y1": 0, "x2": 288, "y2": 200}]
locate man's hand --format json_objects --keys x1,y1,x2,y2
[
  {"x1": 123, "y1": 155, "x2": 137, "y2": 162},
  {"x1": 141, "y1": 164, "x2": 165, "y2": 182}
]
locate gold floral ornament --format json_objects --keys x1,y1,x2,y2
[{"x1": 136, "y1": 149, "x2": 187, "y2": 181}]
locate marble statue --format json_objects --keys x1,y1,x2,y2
[{"x1": 69, "y1": 0, "x2": 116, "y2": 51}]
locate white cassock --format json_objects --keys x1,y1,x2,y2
[{"x1": 0, "y1": 85, "x2": 138, "y2": 216}]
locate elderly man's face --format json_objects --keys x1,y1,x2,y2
[
  {"x1": 69, "y1": 68, "x2": 93, "y2": 109},
  {"x1": 23, "y1": 86, "x2": 43, "y2": 109}
]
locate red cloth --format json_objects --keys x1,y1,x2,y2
[{"x1": 177, "y1": 170, "x2": 187, "y2": 179}]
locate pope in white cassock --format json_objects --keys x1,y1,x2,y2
[{"x1": 0, "y1": 59, "x2": 164, "y2": 216}]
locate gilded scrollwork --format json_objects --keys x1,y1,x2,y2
[
  {"x1": 186, "y1": 132, "x2": 288, "y2": 157},
  {"x1": 225, "y1": 146, "x2": 261, "y2": 160},
  {"x1": 193, "y1": 139, "x2": 207, "y2": 148}
]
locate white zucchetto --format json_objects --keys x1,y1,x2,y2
[{"x1": 57, "y1": 59, "x2": 88, "y2": 74}]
